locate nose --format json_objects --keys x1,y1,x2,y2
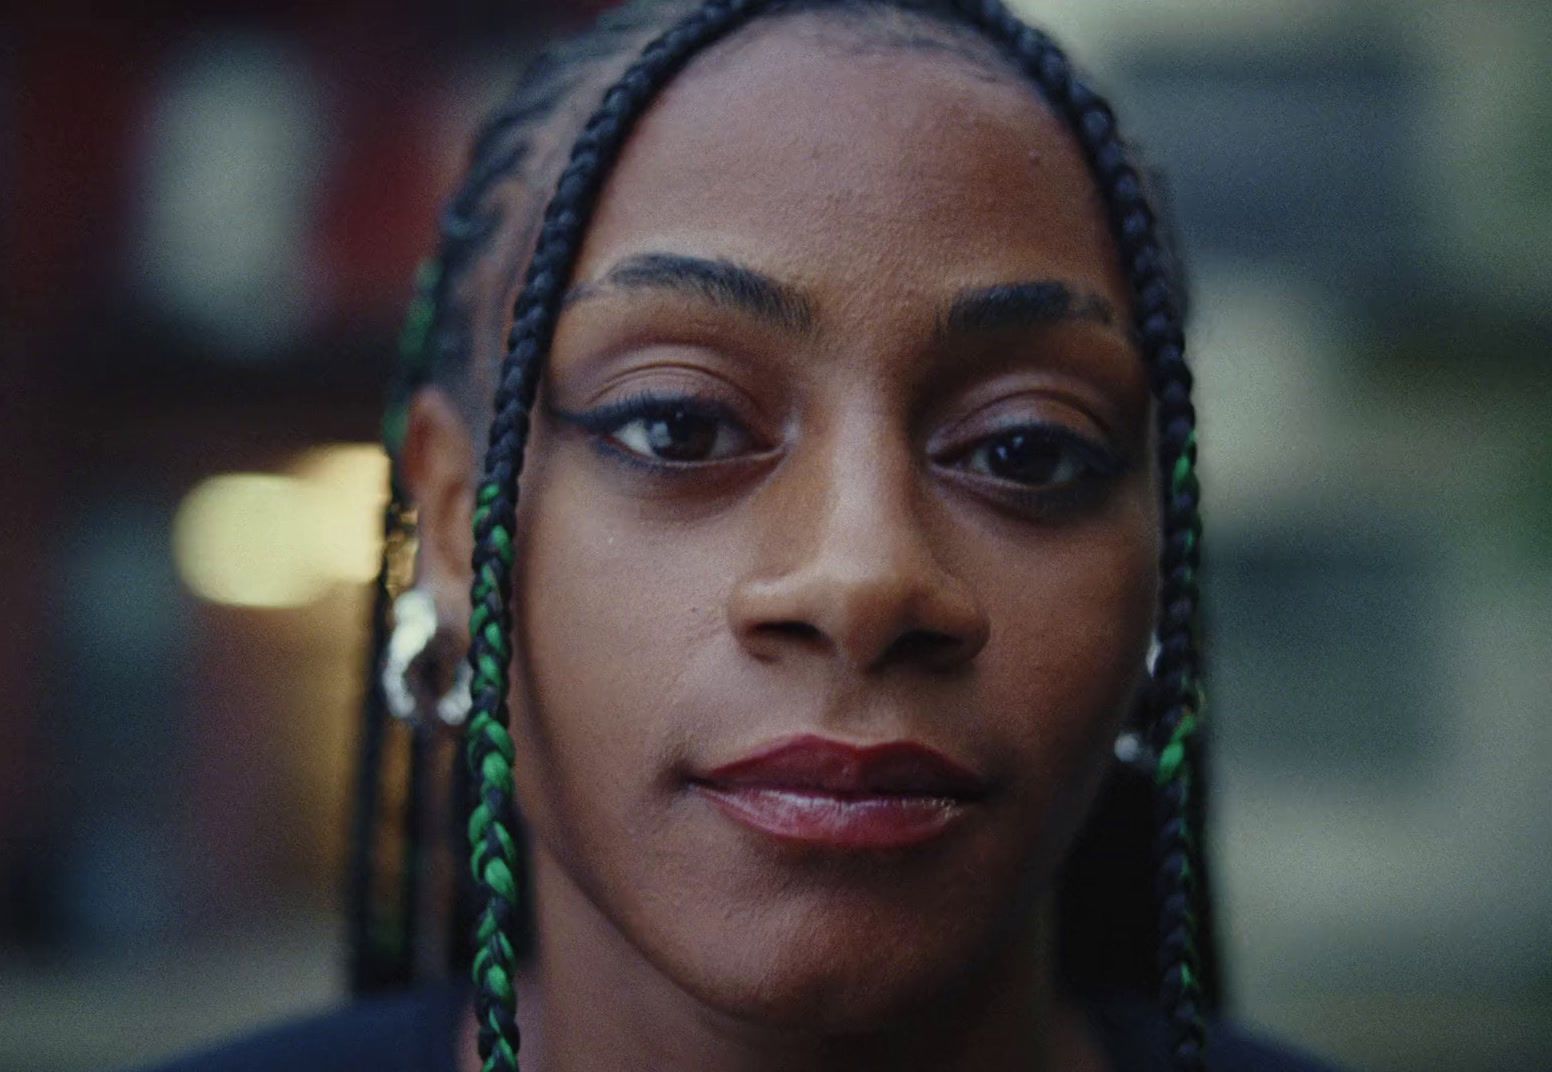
[{"x1": 728, "y1": 433, "x2": 990, "y2": 675}]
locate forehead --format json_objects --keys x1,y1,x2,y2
[{"x1": 570, "y1": 13, "x2": 1127, "y2": 313}]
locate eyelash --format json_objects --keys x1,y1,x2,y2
[
  {"x1": 552, "y1": 390, "x2": 1126, "y2": 508},
  {"x1": 938, "y1": 423, "x2": 1126, "y2": 515},
  {"x1": 549, "y1": 389, "x2": 758, "y2": 472}
]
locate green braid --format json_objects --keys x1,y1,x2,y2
[{"x1": 1155, "y1": 431, "x2": 1201, "y2": 789}]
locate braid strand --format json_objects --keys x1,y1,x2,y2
[{"x1": 463, "y1": 3, "x2": 778, "y2": 1068}]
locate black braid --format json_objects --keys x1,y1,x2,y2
[
  {"x1": 348, "y1": 235, "x2": 444, "y2": 994},
  {"x1": 380, "y1": 2, "x2": 1211, "y2": 1068},
  {"x1": 400, "y1": 720, "x2": 433, "y2": 981},
  {"x1": 418, "y1": 0, "x2": 704, "y2": 408},
  {"x1": 349, "y1": 4, "x2": 704, "y2": 1001},
  {"x1": 346, "y1": 497, "x2": 401, "y2": 994},
  {"x1": 447, "y1": 730, "x2": 478, "y2": 975},
  {"x1": 906, "y1": 9, "x2": 1207, "y2": 1066},
  {"x1": 463, "y1": 7, "x2": 782, "y2": 1066}
]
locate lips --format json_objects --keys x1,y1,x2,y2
[{"x1": 690, "y1": 734, "x2": 988, "y2": 849}]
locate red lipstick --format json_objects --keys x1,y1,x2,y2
[{"x1": 692, "y1": 734, "x2": 987, "y2": 849}]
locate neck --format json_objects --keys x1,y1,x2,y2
[{"x1": 458, "y1": 851, "x2": 1108, "y2": 1072}]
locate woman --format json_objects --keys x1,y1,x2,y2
[{"x1": 140, "y1": 0, "x2": 1342, "y2": 1069}]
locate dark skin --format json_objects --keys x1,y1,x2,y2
[{"x1": 402, "y1": 15, "x2": 1158, "y2": 1072}]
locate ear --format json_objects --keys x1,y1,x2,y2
[{"x1": 400, "y1": 386, "x2": 476, "y2": 643}]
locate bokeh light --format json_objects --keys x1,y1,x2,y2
[{"x1": 172, "y1": 446, "x2": 387, "y2": 608}]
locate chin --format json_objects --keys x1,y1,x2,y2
[
  {"x1": 685, "y1": 960, "x2": 948, "y2": 1034},
  {"x1": 648, "y1": 891, "x2": 1025, "y2": 1035}
]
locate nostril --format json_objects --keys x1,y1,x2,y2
[
  {"x1": 883, "y1": 629, "x2": 968, "y2": 668},
  {"x1": 756, "y1": 620, "x2": 825, "y2": 646},
  {"x1": 740, "y1": 619, "x2": 829, "y2": 663}
]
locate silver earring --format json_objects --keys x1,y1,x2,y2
[
  {"x1": 382, "y1": 587, "x2": 470, "y2": 728},
  {"x1": 1114, "y1": 638, "x2": 1161, "y2": 772},
  {"x1": 1113, "y1": 730, "x2": 1154, "y2": 771}
]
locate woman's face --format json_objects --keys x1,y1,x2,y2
[{"x1": 488, "y1": 16, "x2": 1157, "y2": 1030}]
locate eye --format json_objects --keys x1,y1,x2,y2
[
  {"x1": 613, "y1": 402, "x2": 741, "y2": 462},
  {"x1": 554, "y1": 391, "x2": 756, "y2": 465},
  {"x1": 949, "y1": 425, "x2": 1121, "y2": 490}
]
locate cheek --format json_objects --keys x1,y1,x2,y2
[
  {"x1": 986, "y1": 531, "x2": 1154, "y2": 733},
  {"x1": 503, "y1": 443, "x2": 727, "y2": 857},
  {"x1": 971, "y1": 502, "x2": 1158, "y2": 857}
]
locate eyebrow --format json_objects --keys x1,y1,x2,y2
[
  {"x1": 940, "y1": 281, "x2": 1122, "y2": 339},
  {"x1": 563, "y1": 252, "x2": 816, "y2": 334}
]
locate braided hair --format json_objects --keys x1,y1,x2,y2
[
  {"x1": 350, "y1": 2, "x2": 696, "y2": 991},
  {"x1": 354, "y1": 1, "x2": 1212, "y2": 1068}
]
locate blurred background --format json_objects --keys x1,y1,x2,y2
[{"x1": 3, "y1": 1, "x2": 1549, "y2": 1069}]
